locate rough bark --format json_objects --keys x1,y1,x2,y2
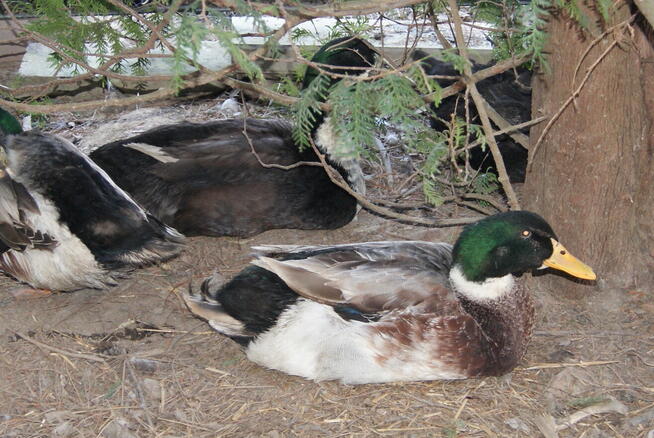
[{"x1": 525, "y1": 1, "x2": 654, "y2": 297}]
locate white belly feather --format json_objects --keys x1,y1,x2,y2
[
  {"x1": 245, "y1": 300, "x2": 466, "y2": 384},
  {"x1": 0, "y1": 191, "x2": 109, "y2": 290}
]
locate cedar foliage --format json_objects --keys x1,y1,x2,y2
[{"x1": 0, "y1": 0, "x2": 616, "y2": 206}]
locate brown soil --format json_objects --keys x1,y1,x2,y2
[{"x1": 0, "y1": 99, "x2": 652, "y2": 438}]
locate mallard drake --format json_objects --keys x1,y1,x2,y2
[
  {"x1": 184, "y1": 211, "x2": 595, "y2": 383},
  {"x1": 89, "y1": 37, "x2": 375, "y2": 237},
  {"x1": 416, "y1": 52, "x2": 531, "y2": 183},
  {"x1": 0, "y1": 108, "x2": 185, "y2": 291}
]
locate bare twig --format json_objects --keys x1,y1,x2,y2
[
  {"x1": 13, "y1": 331, "x2": 107, "y2": 363},
  {"x1": 124, "y1": 359, "x2": 155, "y2": 429},
  {"x1": 308, "y1": 138, "x2": 480, "y2": 227},
  {"x1": 0, "y1": 7, "x2": 301, "y2": 113},
  {"x1": 209, "y1": 0, "x2": 427, "y2": 19},
  {"x1": 375, "y1": 192, "x2": 505, "y2": 213},
  {"x1": 519, "y1": 360, "x2": 619, "y2": 371},
  {"x1": 556, "y1": 398, "x2": 628, "y2": 431},
  {"x1": 423, "y1": 53, "x2": 531, "y2": 103},
  {"x1": 464, "y1": 116, "x2": 546, "y2": 151},
  {"x1": 240, "y1": 116, "x2": 322, "y2": 170},
  {"x1": 482, "y1": 100, "x2": 530, "y2": 149},
  {"x1": 446, "y1": 0, "x2": 521, "y2": 210},
  {"x1": 427, "y1": 2, "x2": 453, "y2": 50}
]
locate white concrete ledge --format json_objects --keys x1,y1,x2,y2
[{"x1": 18, "y1": 15, "x2": 491, "y2": 77}]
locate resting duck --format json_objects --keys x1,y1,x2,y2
[
  {"x1": 0, "y1": 108, "x2": 185, "y2": 291},
  {"x1": 184, "y1": 211, "x2": 595, "y2": 384},
  {"x1": 89, "y1": 37, "x2": 376, "y2": 237},
  {"x1": 416, "y1": 52, "x2": 531, "y2": 183}
]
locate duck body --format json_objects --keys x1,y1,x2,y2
[
  {"x1": 89, "y1": 37, "x2": 375, "y2": 238},
  {"x1": 418, "y1": 54, "x2": 531, "y2": 183},
  {"x1": 185, "y1": 211, "x2": 596, "y2": 383},
  {"x1": 89, "y1": 118, "x2": 363, "y2": 237},
  {"x1": 0, "y1": 129, "x2": 185, "y2": 290}
]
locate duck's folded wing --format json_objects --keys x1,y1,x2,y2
[
  {"x1": 0, "y1": 172, "x2": 56, "y2": 250},
  {"x1": 119, "y1": 119, "x2": 300, "y2": 183},
  {"x1": 251, "y1": 241, "x2": 454, "y2": 314}
]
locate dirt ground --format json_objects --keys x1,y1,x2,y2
[{"x1": 0, "y1": 97, "x2": 653, "y2": 438}]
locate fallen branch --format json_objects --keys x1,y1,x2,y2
[
  {"x1": 209, "y1": 0, "x2": 427, "y2": 19},
  {"x1": 13, "y1": 330, "x2": 107, "y2": 364},
  {"x1": 423, "y1": 54, "x2": 532, "y2": 104},
  {"x1": 556, "y1": 398, "x2": 628, "y2": 432},
  {"x1": 482, "y1": 100, "x2": 530, "y2": 149},
  {"x1": 464, "y1": 115, "x2": 546, "y2": 151},
  {"x1": 446, "y1": 0, "x2": 520, "y2": 210},
  {"x1": 308, "y1": 138, "x2": 480, "y2": 227},
  {"x1": 519, "y1": 360, "x2": 619, "y2": 371},
  {"x1": 0, "y1": 7, "x2": 301, "y2": 114},
  {"x1": 240, "y1": 110, "x2": 323, "y2": 170}
]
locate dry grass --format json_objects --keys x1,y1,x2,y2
[{"x1": 0, "y1": 98, "x2": 653, "y2": 437}]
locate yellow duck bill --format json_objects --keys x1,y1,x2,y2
[{"x1": 543, "y1": 238, "x2": 597, "y2": 280}]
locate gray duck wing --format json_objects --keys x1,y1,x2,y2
[{"x1": 251, "y1": 241, "x2": 454, "y2": 314}]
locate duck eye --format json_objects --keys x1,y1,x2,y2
[{"x1": 521, "y1": 230, "x2": 531, "y2": 238}]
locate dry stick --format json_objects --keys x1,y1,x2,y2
[
  {"x1": 124, "y1": 359, "x2": 155, "y2": 429},
  {"x1": 0, "y1": 0, "x2": 186, "y2": 99},
  {"x1": 446, "y1": 0, "x2": 520, "y2": 210},
  {"x1": 519, "y1": 360, "x2": 619, "y2": 371},
  {"x1": 0, "y1": 11, "x2": 301, "y2": 114},
  {"x1": 459, "y1": 193, "x2": 506, "y2": 212},
  {"x1": 482, "y1": 100, "x2": 530, "y2": 149},
  {"x1": 528, "y1": 40, "x2": 619, "y2": 171},
  {"x1": 210, "y1": 0, "x2": 427, "y2": 19},
  {"x1": 464, "y1": 115, "x2": 546, "y2": 151},
  {"x1": 240, "y1": 113, "x2": 322, "y2": 171},
  {"x1": 428, "y1": 1, "x2": 453, "y2": 50},
  {"x1": 13, "y1": 331, "x2": 107, "y2": 363},
  {"x1": 556, "y1": 399, "x2": 628, "y2": 432},
  {"x1": 375, "y1": 192, "x2": 504, "y2": 213},
  {"x1": 570, "y1": 16, "x2": 635, "y2": 112},
  {"x1": 455, "y1": 199, "x2": 496, "y2": 216},
  {"x1": 307, "y1": 138, "x2": 479, "y2": 227},
  {"x1": 376, "y1": 16, "x2": 402, "y2": 72},
  {"x1": 240, "y1": 110, "x2": 491, "y2": 220},
  {"x1": 424, "y1": 53, "x2": 531, "y2": 103},
  {"x1": 571, "y1": 17, "x2": 634, "y2": 91}
]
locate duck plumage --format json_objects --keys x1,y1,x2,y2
[
  {"x1": 89, "y1": 37, "x2": 376, "y2": 237},
  {"x1": 185, "y1": 211, "x2": 596, "y2": 383},
  {"x1": 90, "y1": 118, "x2": 364, "y2": 237},
  {"x1": 0, "y1": 127, "x2": 185, "y2": 291}
]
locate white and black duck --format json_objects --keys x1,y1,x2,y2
[
  {"x1": 184, "y1": 211, "x2": 595, "y2": 384},
  {"x1": 0, "y1": 111, "x2": 185, "y2": 291},
  {"x1": 89, "y1": 37, "x2": 376, "y2": 237}
]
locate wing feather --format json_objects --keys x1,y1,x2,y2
[
  {"x1": 0, "y1": 170, "x2": 57, "y2": 251},
  {"x1": 251, "y1": 241, "x2": 454, "y2": 313}
]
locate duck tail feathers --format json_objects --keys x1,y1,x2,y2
[
  {"x1": 140, "y1": 213, "x2": 186, "y2": 261},
  {"x1": 184, "y1": 272, "x2": 254, "y2": 338}
]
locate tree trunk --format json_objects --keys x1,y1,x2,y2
[{"x1": 525, "y1": 1, "x2": 654, "y2": 297}]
